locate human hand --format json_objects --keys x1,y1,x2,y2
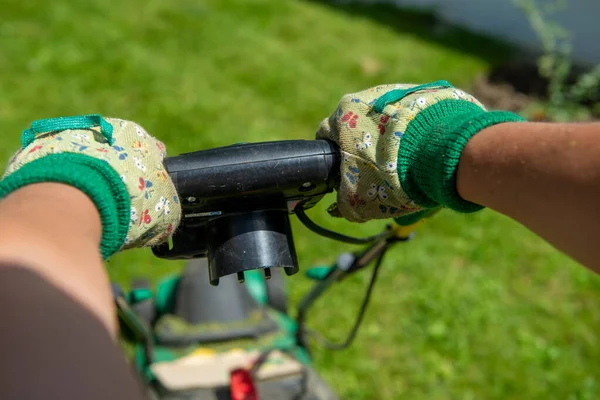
[
  {"x1": 0, "y1": 114, "x2": 181, "y2": 259},
  {"x1": 316, "y1": 81, "x2": 524, "y2": 223}
]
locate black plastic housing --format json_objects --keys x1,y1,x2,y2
[
  {"x1": 206, "y1": 210, "x2": 298, "y2": 285},
  {"x1": 152, "y1": 140, "x2": 339, "y2": 284}
]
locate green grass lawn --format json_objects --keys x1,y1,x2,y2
[{"x1": 1, "y1": 0, "x2": 599, "y2": 398}]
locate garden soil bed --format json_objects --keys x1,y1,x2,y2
[{"x1": 472, "y1": 60, "x2": 599, "y2": 121}]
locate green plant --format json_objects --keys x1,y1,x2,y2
[{"x1": 513, "y1": 0, "x2": 600, "y2": 121}]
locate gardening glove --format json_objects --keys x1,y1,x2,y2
[
  {"x1": 0, "y1": 114, "x2": 181, "y2": 259},
  {"x1": 316, "y1": 80, "x2": 525, "y2": 224}
]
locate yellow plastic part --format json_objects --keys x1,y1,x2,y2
[
  {"x1": 391, "y1": 220, "x2": 425, "y2": 239},
  {"x1": 188, "y1": 348, "x2": 217, "y2": 358},
  {"x1": 392, "y1": 208, "x2": 442, "y2": 238}
]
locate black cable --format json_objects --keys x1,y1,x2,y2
[
  {"x1": 291, "y1": 364, "x2": 309, "y2": 400},
  {"x1": 294, "y1": 202, "x2": 390, "y2": 245},
  {"x1": 303, "y1": 247, "x2": 388, "y2": 350}
]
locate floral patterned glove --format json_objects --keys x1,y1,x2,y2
[
  {"x1": 0, "y1": 114, "x2": 181, "y2": 259},
  {"x1": 316, "y1": 80, "x2": 525, "y2": 223}
]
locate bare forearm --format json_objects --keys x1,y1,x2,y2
[
  {"x1": 0, "y1": 183, "x2": 116, "y2": 335},
  {"x1": 457, "y1": 122, "x2": 600, "y2": 273}
]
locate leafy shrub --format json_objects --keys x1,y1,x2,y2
[{"x1": 513, "y1": 0, "x2": 600, "y2": 121}]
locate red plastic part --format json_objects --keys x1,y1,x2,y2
[{"x1": 230, "y1": 368, "x2": 259, "y2": 400}]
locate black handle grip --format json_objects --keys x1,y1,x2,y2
[{"x1": 164, "y1": 139, "x2": 340, "y2": 207}]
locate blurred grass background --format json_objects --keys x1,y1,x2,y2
[{"x1": 1, "y1": 0, "x2": 599, "y2": 398}]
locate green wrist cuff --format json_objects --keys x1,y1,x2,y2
[
  {"x1": 398, "y1": 100, "x2": 526, "y2": 212},
  {"x1": 0, "y1": 153, "x2": 131, "y2": 259}
]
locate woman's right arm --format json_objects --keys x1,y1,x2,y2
[{"x1": 457, "y1": 122, "x2": 600, "y2": 273}]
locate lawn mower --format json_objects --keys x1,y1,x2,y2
[{"x1": 112, "y1": 140, "x2": 423, "y2": 399}]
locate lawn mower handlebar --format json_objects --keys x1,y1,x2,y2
[
  {"x1": 152, "y1": 139, "x2": 341, "y2": 285},
  {"x1": 164, "y1": 139, "x2": 340, "y2": 204}
]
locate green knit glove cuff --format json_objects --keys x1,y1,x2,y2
[
  {"x1": 0, "y1": 153, "x2": 130, "y2": 259},
  {"x1": 398, "y1": 99, "x2": 526, "y2": 213}
]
